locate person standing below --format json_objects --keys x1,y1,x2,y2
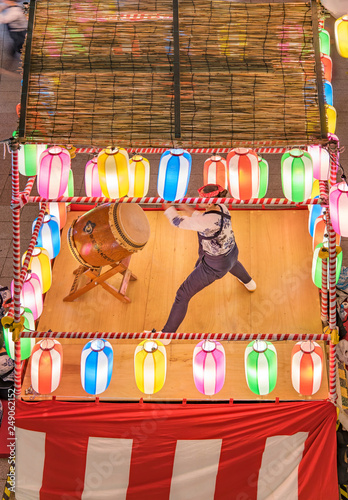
[
  {"x1": 0, "y1": 0, "x2": 27, "y2": 56},
  {"x1": 162, "y1": 184, "x2": 256, "y2": 334}
]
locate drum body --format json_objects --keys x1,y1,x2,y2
[{"x1": 68, "y1": 203, "x2": 150, "y2": 269}]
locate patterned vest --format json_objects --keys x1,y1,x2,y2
[{"x1": 198, "y1": 205, "x2": 235, "y2": 256}]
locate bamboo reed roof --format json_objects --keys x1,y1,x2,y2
[{"x1": 19, "y1": 0, "x2": 326, "y2": 149}]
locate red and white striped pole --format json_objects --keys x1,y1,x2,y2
[
  {"x1": 319, "y1": 181, "x2": 329, "y2": 322},
  {"x1": 329, "y1": 338, "x2": 337, "y2": 402}
]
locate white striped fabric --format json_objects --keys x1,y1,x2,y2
[{"x1": 16, "y1": 427, "x2": 46, "y2": 500}]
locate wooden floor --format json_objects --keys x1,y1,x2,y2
[{"x1": 22, "y1": 208, "x2": 327, "y2": 402}]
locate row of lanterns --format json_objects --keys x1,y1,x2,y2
[{"x1": 24, "y1": 338, "x2": 323, "y2": 398}]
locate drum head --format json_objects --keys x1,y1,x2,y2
[{"x1": 109, "y1": 204, "x2": 150, "y2": 252}]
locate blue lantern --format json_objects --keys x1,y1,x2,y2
[
  {"x1": 81, "y1": 339, "x2": 113, "y2": 395},
  {"x1": 32, "y1": 214, "x2": 60, "y2": 259},
  {"x1": 308, "y1": 199, "x2": 323, "y2": 237},
  {"x1": 324, "y1": 81, "x2": 333, "y2": 106},
  {"x1": 157, "y1": 149, "x2": 192, "y2": 201}
]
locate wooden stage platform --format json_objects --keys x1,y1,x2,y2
[{"x1": 22, "y1": 208, "x2": 327, "y2": 402}]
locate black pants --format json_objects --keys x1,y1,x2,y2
[{"x1": 8, "y1": 29, "x2": 26, "y2": 54}]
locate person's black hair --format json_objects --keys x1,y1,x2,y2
[{"x1": 201, "y1": 184, "x2": 228, "y2": 197}]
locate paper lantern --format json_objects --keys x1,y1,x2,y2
[
  {"x1": 3, "y1": 307, "x2": 35, "y2": 360},
  {"x1": 11, "y1": 272, "x2": 43, "y2": 321},
  {"x1": 33, "y1": 214, "x2": 60, "y2": 259},
  {"x1": 157, "y1": 149, "x2": 192, "y2": 201},
  {"x1": 319, "y1": 29, "x2": 330, "y2": 56},
  {"x1": 329, "y1": 182, "x2": 348, "y2": 236},
  {"x1": 311, "y1": 180, "x2": 320, "y2": 199},
  {"x1": 85, "y1": 157, "x2": 102, "y2": 197},
  {"x1": 324, "y1": 81, "x2": 333, "y2": 106},
  {"x1": 128, "y1": 154, "x2": 150, "y2": 197},
  {"x1": 37, "y1": 146, "x2": 71, "y2": 198},
  {"x1": 308, "y1": 199, "x2": 323, "y2": 237},
  {"x1": 22, "y1": 247, "x2": 52, "y2": 294},
  {"x1": 307, "y1": 145, "x2": 330, "y2": 181},
  {"x1": 203, "y1": 155, "x2": 228, "y2": 189},
  {"x1": 81, "y1": 339, "x2": 113, "y2": 395},
  {"x1": 227, "y1": 148, "x2": 259, "y2": 199},
  {"x1": 43, "y1": 202, "x2": 67, "y2": 230},
  {"x1": 312, "y1": 215, "x2": 340, "y2": 252},
  {"x1": 18, "y1": 144, "x2": 47, "y2": 176},
  {"x1": 97, "y1": 147, "x2": 129, "y2": 198},
  {"x1": 312, "y1": 243, "x2": 342, "y2": 288},
  {"x1": 134, "y1": 340, "x2": 166, "y2": 394},
  {"x1": 281, "y1": 149, "x2": 313, "y2": 202},
  {"x1": 257, "y1": 155, "x2": 269, "y2": 198},
  {"x1": 325, "y1": 104, "x2": 336, "y2": 134},
  {"x1": 335, "y1": 16, "x2": 348, "y2": 58},
  {"x1": 245, "y1": 340, "x2": 277, "y2": 396},
  {"x1": 291, "y1": 341, "x2": 323, "y2": 395},
  {"x1": 30, "y1": 339, "x2": 63, "y2": 394},
  {"x1": 63, "y1": 169, "x2": 74, "y2": 199},
  {"x1": 321, "y1": 54, "x2": 332, "y2": 82},
  {"x1": 193, "y1": 340, "x2": 225, "y2": 395}
]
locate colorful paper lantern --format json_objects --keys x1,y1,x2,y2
[
  {"x1": 11, "y1": 272, "x2": 43, "y2": 321},
  {"x1": 97, "y1": 147, "x2": 129, "y2": 198},
  {"x1": 311, "y1": 180, "x2": 320, "y2": 199},
  {"x1": 203, "y1": 155, "x2": 228, "y2": 189},
  {"x1": 308, "y1": 199, "x2": 323, "y2": 237},
  {"x1": 335, "y1": 16, "x2": 348, "y2": 58},
  {"x1": 257, "y1": 155, "x2": 269, "y2": 198},
  {"x1": 193, "y1": 340, "x2": 225, "y2": 396},
  {"x1": 227, "y1": 148, "x2": 259, "y2": 199},
  {"x1": 128, "y1": 154, "x2": 150, "y2": 197},
  {"x1": 22, "y1": 247, "x2": 52, "y2": 294},
  {"x1": 81, "y1": 339, "x2": 113, "y2": 395},
  {"x1": 3, "y1": 307, "x2": 35, "y2": 360},
  {"x1": 33, "y1": 214, "x2": 60, "y2": 259},
  {"x1": 321, "y1": 54, "x2": 332, "y2": 82},
  {"x1": 134, "y1": 340, "x2": 166, "y2": 394},
  {"x1": 291, "y1": 341, "x2": 323, "y2": 395},
  {"x1": 324, "y1": 81, "x2": 333, "y2": 106},
  {"x1": 85, "y1": 157, "x2": 102, "y2": 197},
  {"x1": 30, "y1": 339, "x2": 63, "y2": 394},
  {"x1": 281, "y1": 149, "x2": 313, "y2": 202},
  {"x1": 18, "y1": 144, "x2": 47, "y2": 177},
  {"x1": 329, "y1": 182, "x2": 348, "y2": 236},
  {"x1": 43, "y1": 202, "x2": 67, "y2": 230},
  {"x1": 312, "y1": 243, "x2": 342, "y2": 288},
  {"x1": 307, "y1": 145, "x2": 330, "y2": 180},
  {"x1": 37, "y1": 146, "x2": 71, "y2": 198},
  {"x1": 312, "y1": 215, "x2": 340, "y2": 252},
  {"x1": 245, "y1": 340, "x2": 277, "y2": 396},
  {"x1": 325, "y1": 104, "x2": 337, "y2": 134},
  {"x1": 319, "y1": 28, "x2": 330, "y2": 56},
  {"x1": 157, "y1": 149, "x2": 192, "y2": 201},
  {"x1": 63, "y1": 169, "x2": 74, "y2": 199}
]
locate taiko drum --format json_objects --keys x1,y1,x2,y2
[{"x1": 67, "y1": 203, "x2": 150, "y2": 269}]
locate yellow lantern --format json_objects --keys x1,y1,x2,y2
[
  {"x1": 128, "y1": 155, "x2": 150, "y2": 197},
  {"x1": 22, "y1": 247, "x2": 52, "y2": 294},
  {"x1": 335, "y1": 16, "x2": 348, "y2": 58},
  {"x1": 134, "y1": 340, "x2": 166, "y2": 394},
  {"x1": 325, "y1": 104, "x2": 337, "y2": 134},
  {"x1": 97, "y1": 147, "x2": 129, "y2": 198}
]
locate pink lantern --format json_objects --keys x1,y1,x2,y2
[
  {"x1": 329, "y1": 182, "x2": 348, "y2": 236},
  {"x1": 30, "y1": 339, "x2": 63, "y2": 394},
  {"x1": 11, "y1": 272, "x2": 43, "y2": 320},
  {"x1": 193, "y1": 340, "x2": 225, "y2": 396},
  {"x1": 203, "y1": 155, "x2": 228, "y2": 189},
  {"x1": 226, "y1": 148, "x2": 259, "y2": 199},
  {"x1": 291, "y1": 341, "x2": 323, "y2": 396},
  {"x1": 37, "y1": 146, "x2": 71, "y2": 199},
  {"x1": 307, "y1": 145, "x2": 330, "y2": 180},
  {"x1": 85, "y1": 157, "x2": 102, "y2": 197}
]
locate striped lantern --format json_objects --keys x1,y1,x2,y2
[
  {"x1": 308, "y1": 199, "x2": 323, "y2": 237},
  {"x1": 329, "y1": 182, "x2": 348, "y2": 236},
  {"x1": 193, "y1": 340, "x2": 225, "y2": 396},
  {"x1": 157, "y1": 149, "x2": 192, "y2": 201},
  {"x1": 325, "y1": 104, "x2": 337, "y2": 134},
  {"x1": 312, "y1": 243, "x2": 342, "y2": 288},
  {"x1": 311, "y1": 180, "x2": 320, "y2": 199},
  {"x1": 30, "y1": 339, "x2": 63, "y2": 394},
  {"x1": 22, "y1": 247, "x2": 52, "y2": 294},
  {"x1": 37, "y1": 146, "x2": 71, "y2": 198},
  {"x1": 134, "y1": 340, "x2": 166, "y2": 394},
  {"x1": 244, "y1": 340, "x2": 277, "y2": 396},
  {"x1": 3, "y1": 307, "x2": 35, "y2": 360},
  {"x1": 281, "y1": 149, "x2": 313, "y2": 202},
  {"x1": 33, "y1": 214, "x2": 61, "y2": 259},
  {"x1": 128, "y1": 154, "x2": 150, "y2": 197},
  {"x1": 257, "y1": 155, "x2": 269, "y2": 198},
  {"x1": 312, "y1": 214, "x2": 340, "y2": 251},
  {"x1": 18, "y1": 144, "x2": 47, "y2": 177},
  {"x1": 63, "y1": 169, "x2": 74, "y2": 203},
  {"x1": 81, "y1": 339, "x2": 113, "y2": 395},
  {"x1": 307, "y1": 145, "x2": 330, "y2": 180},
  {"x1": 227, "y1": 148, "x2": 259, "y2": 199},
  {"x1": 335, "y1": 16, "x2": 348, "y2": 58},
  {"x1": 324, "y1": 81, "x2": 333, "y2": 106},
  {"x1": 321, "y1": 54, "x2": 332, "y2": 82},
  {"x1": 85, "y1": 157, "x2": 102, "y2": 197},
  {"x1": 11, "y1": 272, "x2": 43, "y2": 320},
  {"x1": 43, "y1": 202, "x2": 67, "y2": 230},
  {"x1": 319, "y1": 28, "x2": 330, "y2": 56},
  {"x1": 97, "y1": 147, "x2": 129, "y2": 198},
  {"x1": 291, "y1": 341, "x2": 323, "y2": 395},
  {"x1": 203, "y1": 155, "x2": 228, "y2": 189}
]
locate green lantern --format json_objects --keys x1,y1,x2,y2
[
  {"x1": 281, "y1": 149, "x2": 313, "y2": 202},
  {"x1": 257, "y1": 155, "x2": 269, "y2": 198},
  {"x1": 319, "y1": 29, "x2": 330, "y2": 56},
  {"x1": 312, "y1": 243, "x2": 342, "y2": 289},
  {"x1": 4, "y1": 307, "x2": 36, "y2": 360},
  {"x1": 18, "y1": 144, "x2": 47, "y2": 176},
  {"x1": 244, "y1": 340, "x2": 277, "y2": 395}
]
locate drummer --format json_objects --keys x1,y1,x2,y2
[{"x1": 161, "y1": 184, "x2": 256, "y2": 333}]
